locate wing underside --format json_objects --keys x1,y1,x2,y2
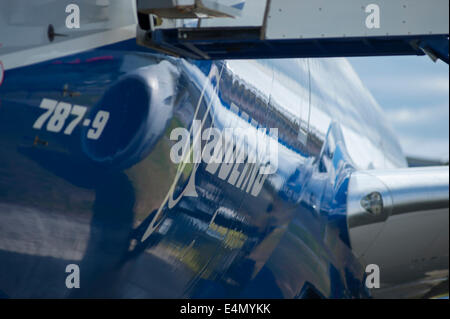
[{"x1": 347, "y1": 166, "x2": 449, "y2": 298}]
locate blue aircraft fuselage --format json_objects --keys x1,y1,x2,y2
[{"x1": 0, "y1": 39, "x2": 406, "y2": 298}]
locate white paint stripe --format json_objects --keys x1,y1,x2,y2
[
  {"x1": 0, "y1": 24, "x2": 137, "y2": 71},
  {"x1": 0, "y1": 203, "x2": 89, "y2": 261}
]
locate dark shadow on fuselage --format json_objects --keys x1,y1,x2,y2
[{"x1": 18, "y1": 146, "x2": 136, "y2": 297}]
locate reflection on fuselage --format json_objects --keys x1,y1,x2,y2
[{"x1": 0, "y1": 40, "x2": 405, "y2": 298}]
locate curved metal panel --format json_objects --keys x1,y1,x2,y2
[{"x1": 348, "y1": 166, "x2": 449, "y2": 298}]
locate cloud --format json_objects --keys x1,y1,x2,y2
[
  {"x1": 363, "y1": 74, "x2": 449, "y2": 98},
  {"x1": 348, "y1": 56, "x2": 449, "y2": 160},
  {"x1": 388, "y1": 103, "x2": 448, "y2": 127},
  {"x1": 398, "y1": 135, "x2": 449, "y2": 162}
]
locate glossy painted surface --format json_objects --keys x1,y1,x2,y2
[
  {"x1": 0, "y1": 38, "x2": 407, "y2": 298},
  {"x1": 347, "y1": 166, "x2": 449, "y2": 298}
]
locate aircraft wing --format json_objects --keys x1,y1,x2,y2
[
  {"x1": 0, "y1": 0, "x2": 137, "y2": 71},
  {"x1": 136, "y1": 0, "x2": 449, "y2": 63},
  {"x1": 347, "y1": 166, "x2": 449, "y2": 298}
]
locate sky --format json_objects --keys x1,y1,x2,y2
[{"x1": 348, "y1": 56, "x2": 449, "y2": 162}]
